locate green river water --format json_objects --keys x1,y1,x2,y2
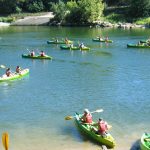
[{"x1": 0, "y1": 26, "x2": 150, "y2": 150}]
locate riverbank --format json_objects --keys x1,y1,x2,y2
[{"x1": 0, "y1": 12, "x2": 149, "y2": 29}]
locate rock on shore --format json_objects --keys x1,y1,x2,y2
[{"x1": 94, "y1": 21, "x2": 147, "y2": 29}]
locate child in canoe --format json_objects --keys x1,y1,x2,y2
[{"x1": 5, "y1": 68, "x2": 12, "y2": 77}]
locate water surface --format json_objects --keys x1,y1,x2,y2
[{"x1": 0, "y1": 26, "x2": 150, "y2": 150}]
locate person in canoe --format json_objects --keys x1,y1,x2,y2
[
  {"x1": 30, "y1": 50, "x2": 35, "y2": 57},
  {"x1": 79, "y1": 43, "x2": 85, "y2": 49},
  {"x1": 99, "y1": 35, "x2": 104, "y2": 41},
  {"x1": 105, "y1": 36, "x2": 109, "y2": 42},
  {"x1": 16, "y1": 66, "x2": 21, "y2": 74},
  {"x1": 40, "y1": 51, "x2": 45, "y2": 57},
  {"x1": 65, "y1": 37, "x2": 69, "y2": 44},
  {"x1": 55, "y1": 38, "x2": 58, "y2": 43},
  {"x1": 92, "y1": 118, "x2": 108, "y2": 137},
  {"x1": 70, "y1": 43, "x2": 74, "y2": 49},
  {"x1": 80, "y1": 109, "x2": 93, "y2": 124},
  {"x1": 5, "y1": 68, "x2": 12, "y2": 77}
]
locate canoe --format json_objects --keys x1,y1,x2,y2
[
  {"x1": 140, "y1": 133, "x2": 150, "y2": 150},
  {"x1": 22, "y1": 54, "x2": 52, "y2": 59},
  {"x1": 0, "y1": 69, "x2": 29, "y2": 82},
  {"x1": 75, "y1": 113, "x2": 116, "y2": 148},
  {"x1": 60, "y1": 45, "x2": 90, "y2": 51},
  {"x1": 127, "y1": 44, "x2": 150, "y2": 48},
  {"x1": 92, "y1": 38, "x2": 113, "y2": 43},
  {"x1": 47, "y1": 40, "x2": 73, "y2": 44}
]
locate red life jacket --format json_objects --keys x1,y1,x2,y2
[
  {"x1": 85, "y1": 113, "x2": 92, "y2": 123},
  {"x1": 98, "y1": 121, "x2": 107, "y2": 134},
  {"x1": 31, "y1": 52, "x2": 34, "y2": 56},
  {"x1": 41, "y1": 52, "x2": 45, "y2": 57}
]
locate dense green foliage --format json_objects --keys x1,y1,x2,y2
[
  {"x1": 0, "y1": 0, "x2": 150, "y2": 24},
  {"x1": 51, "y1": 0, "x2": 104, "y2": 24},
  {"x1": 129, "y1": 0, "x2": 150, "y2": 18}
]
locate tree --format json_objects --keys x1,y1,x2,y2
[{"x1": 129, "y1": 0, "x2": 150, "y2": 18}]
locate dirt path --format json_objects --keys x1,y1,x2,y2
[{"x1": 11, "y1": 12, "x2": 54, "y2": 26}]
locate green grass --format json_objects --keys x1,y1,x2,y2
[
  {"x1": 102, "y1": 13, "x2": 126, "y2": 23},
  {"x1": 135, "y1": 17, "x2": 150, "y2": 25}
]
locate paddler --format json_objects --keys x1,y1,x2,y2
[
  {"x1": 40, "y1": 51, "x2": 45, "y2": 57},
  {"x1": 92, "y1": 118, "x2": 108, "y2": 137},
  {"x1": 5, "y1": 68, "x2": 12, "y2": 77},
  {"x1": 30, "y1": 50, "x2": 35, "y2": 57},
  {"x1": 16, "y1": 66, "x2": 21, "y2": 74},
  {"x1": 80, "y1": 109, "x2": 93, "y2": 124}
]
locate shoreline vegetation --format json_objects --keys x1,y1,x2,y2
[{"x1": 0, "y1": 0, "x2": 150, "y2": 29}]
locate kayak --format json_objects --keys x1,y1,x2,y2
[
  {"x1": 47, "y1": 40, "x2": 73, "y2": 44},
  {"x1": 75, "y1": 113, "x2": 116, "y2": 148},
  {"x1": 140, "y1": 133, "x2": 150, "y2": 150},
  {"x1": 127, "y1": 44, "x2": 150, "y2": 48},
  {"x1": 60, "y1": 45, "x2": 90, "y2": 51},
  {"x1": 92, "y1": 38, "x2": 113, "y2": 43},
  {"x1": 0, "y1": 69, "x2": 29, "y2": 82},
  {"x1": 22, "y1": 54, "x2": 52, "y2": 59}
]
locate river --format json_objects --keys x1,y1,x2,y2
[{"x1": 0, "y1": 26, "x2": 150, "y2": 150}]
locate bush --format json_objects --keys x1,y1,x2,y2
[{"x1": 129, "y1": 0, "x2": 150, "y2": 18}]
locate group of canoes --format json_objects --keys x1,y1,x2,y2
[
  {"x1": 127, "y1": 39, "x2": 150, "y2": 48},
  {"x1": 0, "y1": 50, "x2": 53, "y2": 82},
  {"x1": 47, "y1": 36, "x2": 113, "y2": 51}
]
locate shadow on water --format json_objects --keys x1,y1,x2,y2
[
  {"x1": 130, "y1": 139, "x2": 140, "y2": 150},
  {"x1": 54, "y1": 58, "x2": 101, "y2": 68},
  {"x1": 92, "y1": 51, "x2": 112, "y2": 57}
]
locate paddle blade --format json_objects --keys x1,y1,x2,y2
[
  {"x1": 0, "y1": 65, "x2": 6, "y2": 69},
  {"x1": 2, "y1": 132, "x2": 9, "y2": 150},
  {"x1": 65, "y1": 116, "x2": 73, "y2": 120},
  {"x1": 95, "y1": 109, "x2": 103, "y2": 113}
]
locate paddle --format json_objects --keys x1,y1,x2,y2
[
  {"x1": 0, "y1": 65, "x2": 7, "y2": 69},
  {"x1": 2, "y1": 132, "x2": 9, "y2": 150},
  {"x1": 65, "y1": 109, "x2": 103, "y2": 120}
]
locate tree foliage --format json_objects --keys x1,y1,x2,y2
[{"x1": 129, "y1": 0, "x2": 150, "y2": 18}]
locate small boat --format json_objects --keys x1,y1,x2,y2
[
  {"x1": 92, "y1": 38, "x2": 113, "y2": 43},
  {"x1": 47, "y1": 40, "x2": 73, "y2": 44},
  {"x1": 75, "y1": 113, "x2": 116, "y2": 148},
  {"x1": 127, "y1": 44, "x2": 150, "y2": 48},
  {"x1": 60, "y1": 45, "x2": 90, "y2": 51},
  {"x1": 140, "y1": 133, "x2": 150, "y2": 150},
  {"x1": 22, "y1": 54, "x2": 52, "y2": 59},
  {"x1": 0, "y1": 69, "x2": 29, "y2": 82}
]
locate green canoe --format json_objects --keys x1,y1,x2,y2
[
  {"x1": 22, "y1": 54, "x2": 52, "y2": 59},
  {"x1": 60, "y1": 45, "x2": 90, "y2": 51},
  {"x1": 0, "y1": 69, "x2": 29, "y2": 82},
  {"x1": 92, "y1": 38, "x2": 113, "y2": 43},
  {"x1": 140, "y1": 133, "x2": 150, "y2": 150},
  {"x1": 75, "y1": 113, "x2": 116, "y2": 148},
  {"x1": 127, "y1": 44, "x2": 150, "y2": 48},
  {"x1": 47, "y1": 40, "x2": 73, "y2": 44}
]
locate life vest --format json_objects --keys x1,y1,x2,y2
[
  {"x1": 41, "y1": 52, "x2": 45, "y2": 57},
  {"x1": 85, "y1": 113, "x2": 92, "y2": 123},
  {"x1": 31, "y1": 52, "x2": 34, "y2": 56},
  {"x1": 98, "y1": 121, "x2": 108, "y2": 134}
]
